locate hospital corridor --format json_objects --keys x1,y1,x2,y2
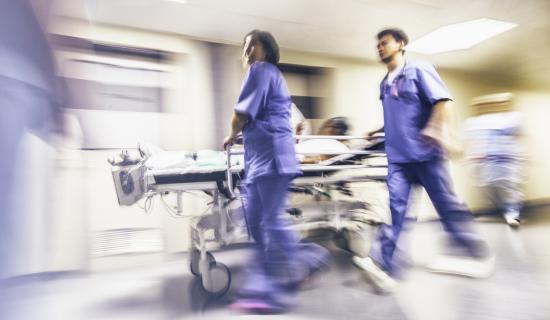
[{"x1": 1, "y1": 0, "x2": 550, "y2": 319}]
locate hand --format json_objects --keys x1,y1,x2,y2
[
  {"x1": 365, "y1": 130, "x2": 380, "y2": 141},
  {"x1": 420, "y1": 123, "x2": 463, "y2": 157},
  {"x1": 420, "y1": 123, "x2": 444, "y2": 147},
  {"x1": 295, "y1": 122, "x2": 305, "y2": 136},
  {"x1": 223, "y1": 135, "x2": 236, "y2": 150}
]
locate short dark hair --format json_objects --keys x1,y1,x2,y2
[
  {"x1": 244, "y1": 29, "x2": 280, "y2": 65},
  {"x1": 321, "y1": 117, "x2": 350, "y2": 136},
  {"x1": 377, "y1": 28, "x2": 409, "y2": 46}
]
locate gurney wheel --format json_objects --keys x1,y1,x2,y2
[
  {"x1": 190, "y1": 250, "x2": 215, "y2": 277},
  {"x1": 200, "y1": 262, "x2": 231, "y2": 297}
]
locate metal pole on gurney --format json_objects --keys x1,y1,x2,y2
[
  {"x1": 225, "y1": 143, "x2": 253, "y2": 241},
  {"x1": 225, "y1": 145, "x2": 234, "y2": 198},
  {"x1": 295, "y1": 134, "x2": 378, "y2": 140},
  {"x1": 225, "y1": 144, "x2": 245, "y2": 196}
]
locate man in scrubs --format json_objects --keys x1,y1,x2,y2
[
  {"x1": 354, "y1": 28, "x2": 494, "y2": 293},
  {"x1": 224, "y1": 30, "x2": 328, "y2": 313}
]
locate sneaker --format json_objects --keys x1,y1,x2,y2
[
  {"x1": 352, "y1": 256, "x2": 397, "y2": 294},
  {"x1": 504, "y1": 215, "x2": 520, "y2": 228},
  {"x1": 427, "y1": 253, "x2": 495, "y2": 278}
]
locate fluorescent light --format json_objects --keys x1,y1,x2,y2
[{"x1": 406, "y1": 18, "x2": 517, "y2": 54}]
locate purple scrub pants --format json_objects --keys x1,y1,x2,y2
[
  {"x1": 372, "y1": 160, "x2": 489, "y2": 276},
  {"x1": 239, "y1": 175, "x2": 328, "y2": 308}
]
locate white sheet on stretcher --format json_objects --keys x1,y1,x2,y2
[
  {"x1": 145, "y1": 137, "x2": 385, "y2": 177},
  {"x1": 144, "y1": 148, "x2": 244, "y2": 175}
]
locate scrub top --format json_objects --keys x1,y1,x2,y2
[
  {"x1": 235, "y1": 61, "x2": 301, "y2": 182},
  {"x1": 462, "y1": 111, "x2": 525, "y2": 161},
  {"x1": 379, "y1": 60, "x2": 452, "y2": 163}
]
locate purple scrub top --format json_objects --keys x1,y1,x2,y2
[
  {"x1": 235, "y1": 61, "x2": 301, "y2": 182},
  {"x1": 379, "y1": 60, "x2": 452, "y2": 163}
]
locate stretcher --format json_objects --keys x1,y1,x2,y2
[{"x1": 109, "y1": 135, "x2": 387, "y2": 296}]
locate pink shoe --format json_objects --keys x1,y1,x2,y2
[{"x1": 230, "y1": 299, "x2": 285, "y2": 314}]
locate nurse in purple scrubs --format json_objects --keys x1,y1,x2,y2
[{"x1": 224, "y1": 30, "x2": 326, "y2": 313}]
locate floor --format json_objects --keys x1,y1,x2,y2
[{"x1": 2, "y1": 212, "x2": 550, "y2": 320}]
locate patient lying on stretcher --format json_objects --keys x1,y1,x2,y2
[
  {"x1": 291, "y1": 117, "x2": 390, "y2": 261},
  {"x1": 295, "y1": 117, "x2": 384, "y2": 165},
  {"x1": 296, "y1": 117, "x2": 351, "y2": 164}
]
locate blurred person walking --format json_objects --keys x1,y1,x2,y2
[
  {"x1": 0, "y1": 2, "x2": 63, "y2": 318},
  {"x1": 463, "y1": 93, "x2": 525, "y2": 227},
  {"x1": 224, "y1": 30, "x2": 328, "y2": 313}
]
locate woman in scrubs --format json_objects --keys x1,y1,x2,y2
[{"x1": 224, "y1": 30, "x2": 326, "y2": 313}]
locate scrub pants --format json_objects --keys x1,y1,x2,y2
[
  {"x1": 372, "y1": 160, "x2": 489, "y2": 276},
  {"x1": 475, "y1": 159, "x2": 523, "y2": 220},
  {"x1": 239, "y1": 174, "x2": 327, "y2": 308}
]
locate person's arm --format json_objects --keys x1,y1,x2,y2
[
  {"x1": 224, "y1": 63, "x2": 269, "y2": 149},
  {"x1": 300, "y1": 155, "x2": 322, "y2": 164},
  {"x1": 223, "y1": 112, "x2": 249, "y2": 149},
  {"x1": 366, "y1": 126, "x2": 384, "y2": 140},
  {"x1": 414, "y1": 62, "x2": 462, "y2": 156},
  {"x1": 421, "y1": 99, "x2": 462, "y2": 156},
  {"x1": 423, "y1": 99, "x2": 450, "y2": 136}
]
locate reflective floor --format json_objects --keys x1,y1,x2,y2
[{"x1": 3, "y1": 212, "x2": 550, "y2": 320}]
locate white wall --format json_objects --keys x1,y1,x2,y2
[
  {"x1": 512, "y1": 92, "x2": 550, "y2": 201},
  {"x1": 50, "y1": 18, "x2": 218, "y2": 150}
]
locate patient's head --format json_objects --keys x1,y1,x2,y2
[{"x1": 318, "y1": 117, "x2": 350, "y2": 136}]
